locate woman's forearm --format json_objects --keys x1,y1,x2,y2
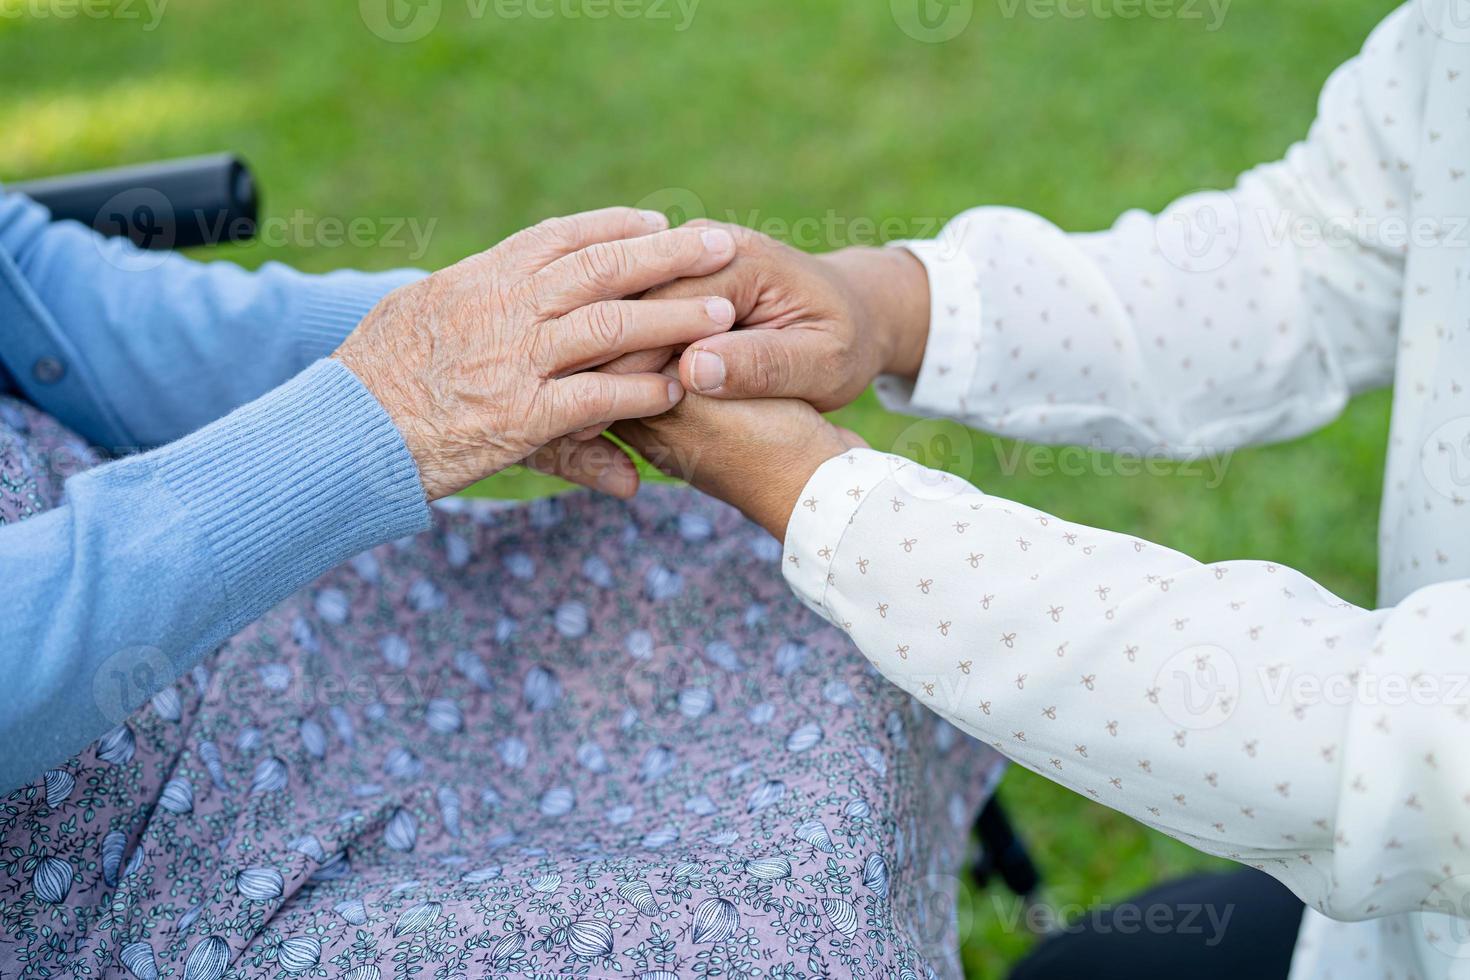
[
  {"x1": 0, "y1": 206, "x2": 744, "y2": 791},
  {"x1": 0, "y1": 189, "x2": 421, "y2": 449},
  {"x1": 0, "y1": 359, "x2": 430, "y2": 793},
  {"x1": 782, "y1": 449, "x2": 1468, "y2": 921},
  {"x1": 858, "y1": 6, "x2": 1428, "y2": 457}
]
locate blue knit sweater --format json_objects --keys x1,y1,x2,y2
[{"x1": 0, "y1": 189, "x2": 432, "y2": 792}]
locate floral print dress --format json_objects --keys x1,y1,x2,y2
[{"x1": 0, "y1": 395, "x2": 1002, "y2": 980}]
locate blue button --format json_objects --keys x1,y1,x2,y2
[{"x1": 32, "y1": 357, "x2": 65, "y2": 384}]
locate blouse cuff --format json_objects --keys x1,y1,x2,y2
[
  {"x1": 872, "y1": 237, "x2": 983, "y2": 419},
  {"x1": 294, "y1": 268, "x2": 426, "y2": 363},
  {"x1": 149, "y1": 358, "x2": 431, "y2": 634},
  {"x1": 781, "y1": 448, "x2": 911, "y2": 625}
]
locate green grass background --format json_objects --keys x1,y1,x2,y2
[{"x1": 2, "y1": 0, "x2": 1400, "y2": 974}]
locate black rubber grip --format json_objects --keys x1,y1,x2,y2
[{"x1": 11, "y1": 153, "x2": 259, "y2": 250}]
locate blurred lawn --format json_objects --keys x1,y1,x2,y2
[{"x1": 3, "y1": 0, "x2": 1401, "y2": 975}]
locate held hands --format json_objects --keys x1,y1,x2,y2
[
  {"x1": 602, "y1": 222, "x2": 932, "y2": 410},
  {"x1": 607, "y1": 223, "x2": 934, "y2": 539},
  {"x1": 339, "y1": 207, "x2": 934, "y2": 533},
  {"x1": 334, "y1": 207, "x2": 738, "y2": 500}
]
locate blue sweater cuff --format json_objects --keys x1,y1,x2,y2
[
  {"x1": 150, "y1": 357, "x2": 431, "y2": 633},
  {"x1": 295, "y1": 268, "x2": 426, "y2": 363}
]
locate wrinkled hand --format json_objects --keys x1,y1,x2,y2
[
  {"x1": 333, "y1": 208, "x2": 738, "y2": 500},
  {"x1": 613, "y1": 378, "x2": 864, "y2": 540},
  {"x1": 600, "y1": 221, "x2": 931, "y2": 412}
]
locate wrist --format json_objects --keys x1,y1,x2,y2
[
  {"x1": 743, "y1": 437, "x2": 851, "y2": 541},
  {"x1": 821, "y1": 246, "x2": 931, "y2": 383},
  {"x1": 331, "y1": 347, "x2": 445, "y2": 499}
]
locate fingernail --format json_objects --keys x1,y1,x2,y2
[
  {"x1": 701, "y1": 228, "x2": 735, "y2": 255},
  {"x1": 689, "y1": 350, "x2": 725, "y2": 392},
  {"x1": 667, "y1": 381, "x2": 684, "y2": 404},
  {"x1": 639, "y1": 209, "x2": 670, "y2": 230},
  {"x1": 705, "y1": 296, "x2": 735, "y2": 326}
]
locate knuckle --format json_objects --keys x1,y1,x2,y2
[
  {"x1": 583, "y1": 303, "x2": 627, "y2": 351},
  {"x1": 577, "y1": 243, "x2": 627, "y2": 285},
  {"x1": 646, "y1": 230, "x2": 694, "y2": 269},
  {"x1": 744, "y1": 350, "x2": 781, "y2": 396},
  {"x1": 566, "y1": 379, "x2": 612, "y2": 422},
  {"x1": 740, "y1": 343, "x2": 787, "y2": 396},
  {"x1": 818, "y1": 343, "x2": 847, "y2": 378},
  {"x1": 678, "y1": 227, "x2": 714, "y2": 262},
  {"x1": 531, "y1": 214, "x2": 578, "y2": 247},
  {"x1": 526, "y1": 323, "x2": 557, "y2": 370},
  {"x1": 511, "y1": 272, "x2": 547, "y2": 314}
]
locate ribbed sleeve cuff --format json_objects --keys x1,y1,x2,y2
[
  {"x1": 872, "y1": 237, "x2": 983, "y2": 419},
  {"x1": 782, "y1": 449, "x2": 910, "y2": 625},
  {"x1": 295, "y1": 269, "x2": 426, "y2": 362},
  {"x1": 152, "y1": 358, "x2": 430, "y2": 631}
]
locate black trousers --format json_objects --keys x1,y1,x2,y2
[{"x1": 1009, "y1": 870, "x2": 1304, "y2": 980}]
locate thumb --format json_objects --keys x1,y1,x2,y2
[{"x1": 679, "y1": 328, "x2": 840, "y2": 405}]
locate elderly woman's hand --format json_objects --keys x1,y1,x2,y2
[
  {"x1": 334, "y1": 207, "x2": 738, "y2": 500},
  {"x1": 612, "y1": 382, "x2": 864, "y2": 540}
]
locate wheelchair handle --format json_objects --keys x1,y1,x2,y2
[{"x1": 11, "y1": 153, "x2": 259, "y2": 251}]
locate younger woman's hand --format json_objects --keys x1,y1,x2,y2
[
  {"x1": 613, "y1": 381, "x2": 864, "y2": 540},
  {"x1": 601, "y1": 222, "x2": 932, "y2": 413}
]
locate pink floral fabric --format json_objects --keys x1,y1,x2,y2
[{"x1": 0, "y1": 394, "x2": 1001, "y2": 979}]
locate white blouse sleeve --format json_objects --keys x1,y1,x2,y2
[
  {"x1": 783, "y1": 449, "x2": 1469, "y2": 922},
  {"x1": 877, "y1": 2, "x2": 1431, "y2": 454}
]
